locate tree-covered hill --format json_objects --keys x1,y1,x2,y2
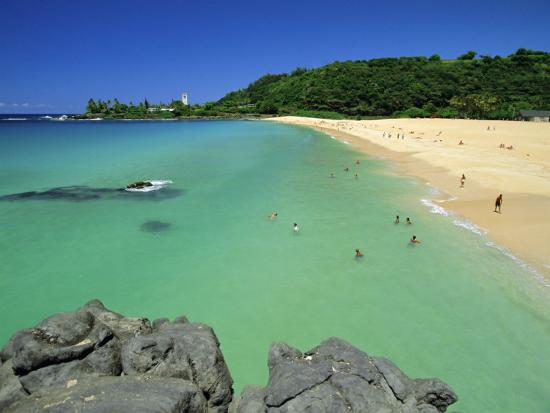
[{"x1": 214, "y1": 49, "x2": 550, "y2": 119}]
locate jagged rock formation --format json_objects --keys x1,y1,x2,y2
[
  {"x1": 0, "y1": 300, "x2": 233, "y2": 412},
  {"x1": 0, "y1": 301, "x2": 458, "y2": 412},
  {"x1": 229, "y1": 338, "x2": 458, "y2": 413}
]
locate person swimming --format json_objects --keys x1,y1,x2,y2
[
  {"x1": 406, "y1": 217, "x2": 412, "y2": 224},
  {"x1": 344, "y1": 167, "x2": 349, "y2": 172},
  {"x1": 355, "y1": 249, "x2": 363, "y2": 258},
  {"x1": 395, "y1": 215, "x2": 400, "y2": 224},
  {"x1": 330, "y1": 173, "x2": 335, "y2": 178},
  {"x1": 410, "y1": 235, "x2": 421, "y2": 244},
  {"x1": 354, "y1": 173, "x2": 358, "y2": 179},
  {"x1": 268, "y1": 212, "x2": 278, "y2": 220},
  {"x1": 293, "y1": 223, "x2": 300, "y2": 233}
]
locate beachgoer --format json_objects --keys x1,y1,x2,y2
[
  {"x1": 344, "y1": 167, "x2": 349, "y2": 172},
  {"x1": 356, "y1": 160, "x2": 360, "y2": 165},
  {"x1": 406, "y1": 217, "x2": 412, "y2": 225},
  {"x1": 383, "y1": 132, "x2": 386, "y2": 137},
  {"x1": 460, "y1": 174, "x2": 466, "y2": 188},
  {"x1": 355, "y1": 249, "x2": 363, "y2": 258},
  {"x1": 487, "y1": 126, "x2": 490, "y2": 131},
  {"x1": 293, "y1": 223, "x2": 300, "y2": 233},
  {"x1": 506, "y1": 145, "x2": 514, "y2": 150},
  {"x1": 268, "y1": 212, "x2": 278, "y2": 220},
  {"x1": 395, "y1": 215, "x2": 400, "y2": 224},
  {"x1": 354, "y1": 173, "x2": 358, "y2": 179},
  {"x1": 459, "y1": 140, "x2": 464, "y2": 145},
  {"x1": 410, "y1": 235, "x2": 421, "y2": 244},
  {"x1": 494, "y1": 194, "x2": 503, "y2": 213},
  {"x1": 330, "y1": 173, "x2": 335, "y2": 178}
]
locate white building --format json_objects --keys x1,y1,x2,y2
[{"x1": 181, "y1": 92, "x2": 189, "y2": 106}]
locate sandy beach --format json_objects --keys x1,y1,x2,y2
[{"x1": 270, "y1": 116, "x2": 550, "y2": 278}]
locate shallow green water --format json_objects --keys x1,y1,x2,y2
[{"x1": 0, "y1": 120, "x2": 549, "y2": 411}]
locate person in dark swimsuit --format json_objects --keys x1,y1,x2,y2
[{"x1": 494, "y1": 194, "x2": 503, "y2": 213}]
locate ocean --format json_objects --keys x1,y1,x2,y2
[{"x1": 0, "y1": 118, "x2": 549, "y2": 412}]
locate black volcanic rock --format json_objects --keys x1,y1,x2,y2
[
  {"x1": 5, "y1": 375, "x2": 208, "y2": 413},
  {"x1": 229, "y1": 337, "x2": 458, "y2": 413},
  {"x1": 0, "y1": 300, "x2": 233, "y2": 412},
  {"x1": 1, "y1": 302, "x2": 458, "y2": 413}
]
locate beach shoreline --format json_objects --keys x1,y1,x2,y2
[{"x1": 268, "y1": 116, "x2": 550, "y2": 279}]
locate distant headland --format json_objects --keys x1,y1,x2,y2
[{"x1": 77, "y1": 48, "x2": 549, "y2": 121}]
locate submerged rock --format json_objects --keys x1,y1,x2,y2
[
  {"x1": 0, "y1": 185, "x2": 184, "y2": 202},
  {"x1": 140, "y1": 220, "x2": 172, "y2": 232},
  {"x1": 1, "y1": 302, "x2": 458, "y2": 413}
]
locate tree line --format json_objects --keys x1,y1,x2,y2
[{"x1": 214, "y1": 48, "x2": 550, "y2": 119}]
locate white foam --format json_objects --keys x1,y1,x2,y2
[
  {"x1": 420, "y1": 198, "x2": 548, "y2": 287},
  {"x1": 5, "y1": 118, "x2": 27, "y2": 121},
  {"x1": 420, "y1": 198, "x2": 451, "y2": 217},
  {"x1": 342, "y1": 140, "x2": 350, "y2": 145},
  {"x1": 124, "y1": 180, "x2": 173, "y2": 192},
  {"x1": 330, "y1": 135, "x2": 336, "y2": 140}
]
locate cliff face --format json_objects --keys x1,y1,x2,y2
[{"x1": 0, "y1": 301, "x2": 458, "y2": 412}]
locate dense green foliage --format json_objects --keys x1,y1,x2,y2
[{"x1": 214, "y1": 49, "x2": 550, "y2": 119}]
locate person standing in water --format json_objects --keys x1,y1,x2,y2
[
  {"x1": 395, "y1": 215, "x2": 400, "y2": 224},
  {"x1": 355, "y1": 249, "x2": 363, "y2": 258},
  {"x1": 268, "y1": 212, "x2": 278, "y2": 220},
  {"x1": 406, "y1": 217, "x2": 412, "y2": 224},
  {"x1": 410, "y1": 235, "x2": 421, "y2": 244},
  {"x1": 494, "y1": 194, "x2": 503, "y2": 213},
  {"x1": 460, "y1": 174, "x2": 466, "y2": 188},
  {"x1": 293, "y1": 223, "x2": 300, "y2": 233}
]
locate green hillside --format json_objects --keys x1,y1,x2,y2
[{"x1": 214, "y1": 49, "x2": 550, "y2": 119}]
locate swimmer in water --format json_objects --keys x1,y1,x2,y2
[
  {"x1": 356, "y1": 160, "x2": 360, "y2": 165},
  {"x1": 355, "y1": 249, "x2": 363, "y2": 258},
  {"x1": 410, "y1": 235, "x2": 421, "y2": 244},
  {"x1": 354, "y1": 173, "x2": 358, "y2": 179},
  {"x1": 293, "y1": 223, "x2": 299, "y2": 233},
  {"x1": 268, "y1": 212, "x2": 278, "y2": 220},
  {"x1": 330, "y1": 173, "x2": 335, "y2": 178},
  {"x1": 406, "y1": 217, "x2": 412, "y2": 224},
  {"x1": 395, "y1": 215, "x2": 400, "y2": 224},
  {"x1": 344, "y1": 167, "x2": 349, "y2": 172}
]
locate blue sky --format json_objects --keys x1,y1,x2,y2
[{"x1": 1, "y1": 0, "x2": 549, "y2": 113}]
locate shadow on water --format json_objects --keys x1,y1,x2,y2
[
  {"x1": 0, "y1": 186, "x2": 184, "y2": 202},
  {"x1": 140, "y1": 220, "x2": 172, "y2": 233}
]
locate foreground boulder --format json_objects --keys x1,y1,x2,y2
[
  {"x1": 0, "y1": 300, "x2": 233, "y2": 412},
  {"x1": 1, "y1": 302, "x2": 458, "y2": 412},
  {"x1": 230, "y1": 337, "x2": 458, "y2": 413}
]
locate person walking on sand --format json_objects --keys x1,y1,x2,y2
[
  {"x1": 293, "y1": 223, "x2": 300, "y2": 233},
  {"x1": 460, "y1": 174, "x2": 466, "y2": 188},
  {"x1": 494, "y1": 194, "x2": 503, "y2": 213},
  {"x1": 355, "y1": 249, "x2": 363, "y2": 258},
  {"x1": 395, "y1": 215, "x2": 400, "y2": 224}
]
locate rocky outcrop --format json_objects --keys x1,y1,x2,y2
[
  {"x1": 0, "y1": 300, "x2": 233, "y2": 413},
  {"x1": 1, "y1": 302, "x2": 458, "y2": 413},
  {"x1": 229, "y1": 338, "x2": 458, "y2": 413}
]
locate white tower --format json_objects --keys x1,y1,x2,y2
[{"x1": 181, "y1": 92, "x2": 188, "y2": 106}]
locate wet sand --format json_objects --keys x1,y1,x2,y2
[{"x1": 269, "y1": 117, "x2": 550, "y2": 278}]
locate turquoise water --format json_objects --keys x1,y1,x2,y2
[{"x1": 1, "y1": 120, "x2": 549, "y2": 412}]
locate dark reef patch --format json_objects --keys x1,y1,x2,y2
[
  {"x1": 0, "y1": 186, "x2": 184, "y2": 202},
  {"x1": 140, "y1": 220, "x2": 172, "y2": 232}
]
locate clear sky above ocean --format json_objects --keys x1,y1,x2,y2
[{"x1": 1, "y1": 0, "x2": 549, "y2": 113}]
